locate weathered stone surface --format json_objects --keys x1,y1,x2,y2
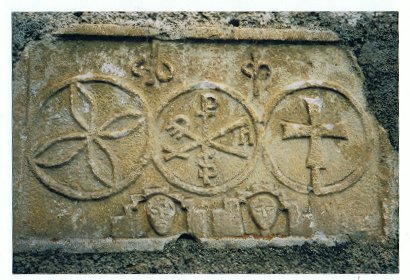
[{"x1": 13, "y1": 21, "x2": 396, "y2": 255}]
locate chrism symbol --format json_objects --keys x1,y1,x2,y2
[{"x1": 162, "y1": 92, "x2": 254, "y2": 187}]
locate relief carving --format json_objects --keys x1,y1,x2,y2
[
  {"x1": 131, "y1": 39, "x2": 174, "y2": 86},
  {"x1": 111, "y1": 194, "x2": 146, "y2": 238},
  {"x1": 112, "y1": 186, "x2": 188, "y2": 238},
  {"x1": 239, "y1": 184, "x2": 289, "y2": 237},
  {"x1": 154, "y1": 82, "x2": 259, "y2": 196},
  {"x1": 248, "y1": 193, "x2": 281, "y2": 235},
  {"x1": 13, "y1": 25, "x2": 392, "y2": 251},
  {"x1": 264, "y1": 82, "x2": 373, "y2": 195},
  {"x1": 146, "y1": 194, "x2": 177, "y2": 236},
  {"x1": 186, "y1": 207, "x2": 211, "y2": 238},
  {"x1": 212, "y1": 198, "x2": 245, "y2": 237},
  {"x1": 281, "y1": 96, "x2": 348, "y2": 193},
  {"x1": 241, "y1": 51, "x2": 272, "y2": 97},
  {"x1": 29, "y1": 75, "x2": 151, "y2": 199}
]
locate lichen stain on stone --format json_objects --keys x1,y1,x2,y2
[{"x1": 100, "y1": 62, "x2": 126, "y2": 77}]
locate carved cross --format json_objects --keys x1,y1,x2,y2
[
  {"x1": 241, "y1": 52, "x2": 271, "y2": 97},
  {"x1": 281, "y1": 97, "x2": 347, "y2": 193}
]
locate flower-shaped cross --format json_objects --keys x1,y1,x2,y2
[{"x1": 33, "y1": 82, "x2": 145, "y2": 187}]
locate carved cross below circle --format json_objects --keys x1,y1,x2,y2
[{"x1": 281, "y1": 97, "x2": 347, "y2": 193}]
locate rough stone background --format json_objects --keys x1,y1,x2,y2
[{"x1": 12, "y1": 12, "x2": 399, "y2": 274}]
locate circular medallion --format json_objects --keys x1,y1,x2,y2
[
  {"x1": 264, "y1": 82, "x2": 373, "y2": 195},
  {"x1": 29, "y1": 74, "x2": 151, "y2": 200},
  {"x1": 153, "y1": 82, "x2": 259, "y2": 196}
]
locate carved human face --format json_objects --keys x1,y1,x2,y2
[
  {"x1": 249, "y1": 194, "x2": 280, "y2": 230},
  {"x1": 146, "y1": 195, "x2": 176, "y2": 236}
]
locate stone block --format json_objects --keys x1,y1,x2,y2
[{"x1": 12, "y1": 23, "x2": 396, "y2": 252}]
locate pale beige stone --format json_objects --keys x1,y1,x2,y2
[{"x1": 12, "y1": 24, "x2": 396, "y2": 252}]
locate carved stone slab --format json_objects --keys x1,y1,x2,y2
[{"x1": 13, "y1": 25, "x2": 396, "y2": 252}]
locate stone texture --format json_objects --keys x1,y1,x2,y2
[{"x1": 12, "y1": 12, "x2": 398, "y2": 274}]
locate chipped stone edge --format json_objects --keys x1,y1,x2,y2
[
  {"x1": 53, "y1": 24, "x2": 340, "y2": 42},
  {"x1": 14, "y1": 234, "x2": 350, "y2": 253}
]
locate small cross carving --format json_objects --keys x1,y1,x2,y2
[
  {"x1": 281, "y1": 97, "x2": 348, "y2": 193},
  {"x1": 241, "y1": 52, "x2": 271, "y2": 97}
]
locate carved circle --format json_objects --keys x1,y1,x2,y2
[
  {"x1": 153, "y1": 82, "x2": 259, "y2": 196},
  {"x1": 29, "y1": 74, "x2": 151, "y2": 200},
  {"x1": 263, "y1": 81, "x2": 373, "y2": 195}
]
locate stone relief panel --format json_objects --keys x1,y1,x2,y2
[{"x1": 12, "y1": 24, "x2": 395, "y2": 252}]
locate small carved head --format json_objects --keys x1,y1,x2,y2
[
  {"x1": 146, "y1": 194, "x2": 176, "y2": 236},
  {"x1": 248, "y1": 193, "x2": 280, "y2": 230}
]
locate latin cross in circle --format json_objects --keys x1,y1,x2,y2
[{"x1": 280, "y1": 96, "x2": 348, "y2": 193}]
